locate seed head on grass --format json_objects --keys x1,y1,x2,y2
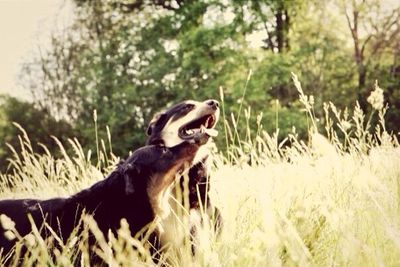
[
  {"x1": 0, "y1": 214, "x2": 15, "y2": 231},
  {"x1": 367, "y1": 80, "x2": 384, "y2": 111},
  {"x1": 24, "y1": 233, "x2": 36, "y2": 248},
  {"x1": 4, "y1": 230, "x2": 16, "y2": 241}
]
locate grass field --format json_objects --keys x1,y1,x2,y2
[{"x1": 0, "y1": 77, "x2": 399, "y2": 266}]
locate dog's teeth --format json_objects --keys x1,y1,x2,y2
[
  {"x1": 206, "y1": 116, "x2": 214, "y2": 128},
  {"x1": 200, "y1": 125, "x2": 205, "y2": 133}
]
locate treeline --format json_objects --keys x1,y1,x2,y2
[{"x1": 0, "y1": 0, "x2": 399, "y2": 171}]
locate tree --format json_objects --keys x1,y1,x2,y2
[
  {"x1": 22, "y1": 0, "x2": 254, "y2": 153},
  {"x1": 246, "y1": 0, "x2": 295, "y2": 53},
  {"x1": 19, "y1": 0, "x2": 400, "y2": 155},
  {"x1": 341, "y1": 0, "x2": 400, "y2": 107},
  {"x1": 0, "y1": 96, "x2": 74, "y2": 172}
]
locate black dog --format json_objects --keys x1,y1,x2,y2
[
  {"x1": 146, "y1": 99, "x2": 222, "y2": 254},
  {"x1": 0, "y1": 134, "x2": 209, "y2": 262}
]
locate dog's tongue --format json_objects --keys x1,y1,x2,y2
[{"x1": 200, "y1": 125, "x2": 218, "y2": 137}]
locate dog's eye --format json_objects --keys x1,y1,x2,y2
[{"x1": 183, "y1": 104, "x2": 195, "y2": 111}]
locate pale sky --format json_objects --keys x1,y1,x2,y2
[{"x1": 0, "y1": 0, "x2": 72, "y2": 100}]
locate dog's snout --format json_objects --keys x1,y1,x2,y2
[{"x1": 206, "y1": 99, "x2": 219, "y2": 109}]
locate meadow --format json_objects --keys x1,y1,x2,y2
[{"x1": 0, "y1": 76, "x2": 399, "y2": 266}]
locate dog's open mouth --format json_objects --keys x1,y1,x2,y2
[{"x1": 179, "y1": 114, "x2": 218, "y2": 140}]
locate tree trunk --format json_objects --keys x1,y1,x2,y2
[
  {"x1": 276, "y1": 9, "x2": 284, "y2": 53},
  {"x1": 357, "y1": 63, "x2": 368, "y2": 109},
  {"x1": 275, "y1": 3, "x2": 289, "y2": 53}
]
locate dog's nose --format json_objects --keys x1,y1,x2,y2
[{"x1": 206, "y1": 99, "x2": 219, "y2": 109}]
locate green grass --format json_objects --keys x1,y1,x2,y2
[{"x1": 1, "y1": 76, "x2": 400, "y2": 266}]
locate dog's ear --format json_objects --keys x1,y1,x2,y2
[
  {"x1": 123, "y1": 163, "x2": 137, "y2": 195},
  {"x1": 146, "y1": 112, "x2": 166, "y2": 136},
  {"x1": 124, "y1": 175, "x2": 135, "y2": 195},
  {"x1": 146, "y1": 123, "x2": 154, "y2": 136}
]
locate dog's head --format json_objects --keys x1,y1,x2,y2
[
  {"x1": 146, "y1": 99, "x2": 220, "y2": 147},
  {"x1": 122, "y1": 140, "x2": 209, "y2": 195}
]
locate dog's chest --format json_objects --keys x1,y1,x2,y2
[
  {"x1": 150, "y1": 147, "x2": 213, "y2": 249},
  {"x1": 155, "y1": 170, "x2": 193, "y2": 249},
  {"x1": 147, "y1": 166, "x2": 180, "y2": 219}
]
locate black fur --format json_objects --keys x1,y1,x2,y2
[{"x1": 0, "y1": 139, "x2": 207, "y2": 262}]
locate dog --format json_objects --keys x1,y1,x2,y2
[
  {"x1": 0, "y1": 132, "x2": 211, "y2": 263},
  {"x1": 145, "y1": 99, "x2": 222, "y2": 256}
]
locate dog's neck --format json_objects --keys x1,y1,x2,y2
[{"x1": 192, "y1": 139, "x2": 213, "y2": 165}]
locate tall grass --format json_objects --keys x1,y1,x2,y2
[{"x1": 1, "y1": 76, "x2": 400, "y2": 266}]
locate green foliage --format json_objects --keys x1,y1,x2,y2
[
  {"x1": 14, "y1": 0, "x2": 400, "y2": 159},
  {"x1": 0, "y1": 96, "x2": 74, "y2": 172}
]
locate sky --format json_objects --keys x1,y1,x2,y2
[{"x1": 0, "y1": 0, "x2": 72, "y2": 100}]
